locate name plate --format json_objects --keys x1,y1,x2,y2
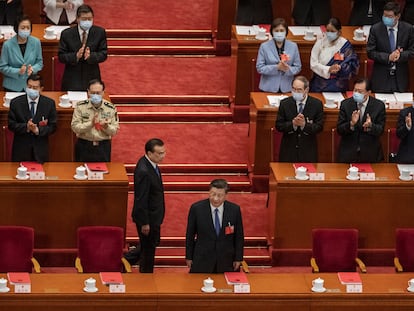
[
  {"x1": 309, "y1": 173, "x2": 325, "y2": 180},
  {"x1": 389, "y1": 102, "x2": 404, "y2": 109},
  {"x1": 14, "y1": 284, "x2": 31, "y2": 293},
  {"x1": 87, "y1": 171, "x2": 104, "y2": 180},
  {"x1": 346, "y1": 284, "x2": 363, "y2": 293},
  {"x1": 109, "y1": 284, "x2": 126, "y2": 293},
  {"x1": 360, "y1": 172, "x2": 375, "y2": 180},
  {"x1": 29, "y1": 171, "x2": 45, "y2": 180},
  {"x1": 234, "y1": 284, "x2": 250, "y2": 293}
]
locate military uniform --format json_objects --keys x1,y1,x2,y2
[{"x1": 71, "y1": 99, "x2": 119, "y2": 162}]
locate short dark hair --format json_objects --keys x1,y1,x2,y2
[
  {"x1": 145, "y1": 138, "x2": 164, "y2": 153},
  {"x1": 77, "y1": 4, "x2": 94, "y2": 17},
  {"x1": 271, "y1": 18, "x2": 288, "y2": 35},
  {"x1": 353, "y1": 77, "x2": 371, "y2": 91},
  {"x1": 14, "y1": 15, "x2": 31, "y2": 34},
  {"x1": 327, "y1": 17, "x2": 342, "y2": 31},
  {"x1": 293, "y1": 75, "x2": 309, "y2": 89},
  {"x1": 27, "y1": 74, "x2": 43, "y2": 87},
  {"x1": 383, "y1": 1, "x2": 401, "y2": 15},
  {"x1": 88, "y1": 79, "x2": 105, "y2": 91},
  {"x1": 209, "y1": 179, "x2": 229, "y2": 193}
]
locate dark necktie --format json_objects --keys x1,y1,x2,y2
[
  {"x1": 58, "y1": 0, "x2": 69, "y2": 25},
  {"x1": 358, "y1": 103, "x2": 364, "y2": 122},
  {"x1": 298, "y1": 103, "x2": 304, "y2": 114},
  {"x1": 30, "y1": 101, "x2": 35, "y2": 118},
  {"x1": 82, "y1": 30, "x2": 87, "y2": 45},
  {"x1": 389, "y1": 28, "x2": 396, "y2": 52},
  {"x1": 155, "y1": 165, "x2": 161, "y2": 178},
  {"x1": 214, "y1": 208, "x2": 220, "y2": 237}
]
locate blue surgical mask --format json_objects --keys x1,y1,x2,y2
[
  {"x1": 353, "y1": 92, "x2": 364, "y2": 103},
  {"x1": 292, "y1": 91, "x2": 304, "y2": 102},
  {"x1": 18, "y1": 30, "x2": 30, "y2": 39},
  {"x1": 79, "y1": 20, "x2": 93, "y2": 31},
  {"x1": 382, "y1": 16, "x2": 395, "y2": 27},
  {"x1": 26, "y1": 88, "x2": 39, "y2": 100},
  {"x1": 326, "y1": 31, "x2": 338, "y2": 42},
  {"x1": 90, "y1": 94, "x2": 102, "y2": 105},
  {"x1": 272, "y1": 31, "x2": 286, "y2": 42}
]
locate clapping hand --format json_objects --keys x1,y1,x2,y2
[{"x1": 406, "y1": 112, "x2": 412, "y2": 128}]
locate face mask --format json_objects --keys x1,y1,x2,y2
[
  {"x1": 80, "y1": 20, "x2": 93, "y2": 31},
  {"x1": 382, "y1": 16, "x2": 395, "y2": 27},
  {"x1": 18, "y1": 30, "x2": 30, "y2": 39},
  {"x1": 292, "y1": 91, "x2": 304, "y2": 102},
  {"x1": 90, "y1": 94, "x2": 102, "y2": 105},
  {"x1": 26, "y1": 88, "x2": 39, "y2": 100},
  {"x1": 326, "y1": 31, "x2": 338, "y2": 42},
  {"x1": 353, "y1": 92, "x2": 364, "y2": 103},
  {"x1": 272, "y1": 31, "x2": 286, "y2": 42}
]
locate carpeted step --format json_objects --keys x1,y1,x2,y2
[{"x1": 124, "y1": 163, "x2": 248, "y2": 174}]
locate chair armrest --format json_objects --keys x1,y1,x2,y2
[
  {"x1": 121, "y1": 257, "x2": 132, "y2": 273},
  {"x1": 31, "y1": 257, "x2": 41, "y2": 273},
  {"x1": 75, "y1": 257, "x2": 83, "y2": 273},
  {"x1": 394, "y1": 257, "x2": 403, "y2": 272},
  {"x1": 241, "y1": 260, "x2": 249, "y2": 273},
  {"x1": 355, "y1": 257, "x2": 367, "y2": 273},
  {"x1": 310, "y1": 257, "x2": 319, "y2": 273}
]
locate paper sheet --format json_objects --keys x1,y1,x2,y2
[{"x1": 288, "y1": 26, "x2": 322, "y2": 36}]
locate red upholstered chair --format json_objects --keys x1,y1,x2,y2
[
  {"x1": 251, "y1": 58, "x2": 261, "y2": 92},
  {"x1": 0, "y1": 226, "x2": 40, "y2": 273},
  {"x1": 1, "y1": 126, "x2": 13, "y2": 161},
  {"x1": 270, "y1": 127, "x2": 283, "y2": 162},
  {"x1": 75, "y1": 226, "x2": 131, "y2": 273},
  {"x1": 331, "y1": 128, "x2": 341, "y2": 162},
  {"x1": 364, "y1": 59, "x2": 374, "y2": 80},
  {"x1": 387, "y1": 128, "x2": 400, "y2": 163},
  {"x1": 394, "y1": 229, "x2": 414, "y2": 272},
  {"x1": 52, "y1": 56, "x2": 65, "y2": 91},
  {"x1": 310, "y1": 228, "x2": 366, "y2": 273}
]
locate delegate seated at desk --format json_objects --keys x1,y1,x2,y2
[
  {"x1": 275, "y1": 76, "x2": 324, "y2": 162},
  {"x1": 396, "y1": 105, "x2": 414, "y2": 163},
  {"x1": 336, "y1": 77, "x2": 385, "y2": 163}
]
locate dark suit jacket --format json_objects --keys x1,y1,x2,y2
[
  {"x1": 186, "y1": 199, "x2": 244, "y2": 273},
  {"x1": 396, "y1": 106, "x2": 414, "y2": 163},
  {"x1": 292, "y1": 0, "x2": 331, "y2": 25},
  {"x1": 0, "y1": 0, "x2": 22, "y2": 25},
  {"x1": 275, "y1": 95, "x2": 324, "y2": 162},
  {"x1": 8, "y1": 94, "x2": 57, "y2": 163},
  {"x1": 337, "y1": 96, "x2": 385, "y2": 163},
  {"x1": 402, "y1": 0, "x2": 414, "y2": 25},
  {"x1": 367, "y1": 20, "x2": 414, "y2": 92},
  {"x1": 58, "y1": 25, "x2": 107, "y2": 91},
  {"x1": 131, "y1": 156, "x2": 165, "y2": 227},
  {"x1": 349, "y1": 0, "x2": 386, "y2": 26},
  {"x1": 236, "y1": 0, "x2": 273, "y2": 25}
]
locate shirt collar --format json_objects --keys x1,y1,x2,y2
[
  {"x1": 145, "y1": 154, "x2": 157, "y2": 169},
  {"x1": 27, "y1": 96, "x2": 39, "y2": 104},
  {"x1": 210, "y1": 203, "x2": 224, "y2": 213}
]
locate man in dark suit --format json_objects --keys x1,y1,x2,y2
[
  {"x1": 292, "y1": 0, "x2": 331, "y2": 25},
  {"x1": 131, "y1": 138, "x2": 166, "y2": 273},
  {"x1": 186, "y1": 179, "x2": 244, "y2": 273},
  {"x1": 0, "y1": 0, "x2": 22, "y2": 26},
  {"x1": 337, "y1": 78, "x2": 385, "y2": 163},
  {"x1": 58, "y1": 4, "x2": 107, "y2": 91},
  {"x1": 236, "y1": 0, "x2": 273, "y2": 25},
  {"x1": 396, "y1": 105, "x2": 414, "y2": 163},
  {"x1": 349, "y1": 0, "x2": 387, "y2": 26},
  {"x1": 366, "y1": 1, "x2": 414, "y2": 93},
  {"x1": 8, "y1": 74, "x2": 57, "y2": 163},
  {"x1": 275, "y1": 76, "x2": 324, "y2": 162}
]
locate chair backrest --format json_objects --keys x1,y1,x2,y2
[
  {"x1": 387, "y1": 128, "x2": 400, "y2": 162},
  {"x1": 1, "y1": 125, "x2": 13, "y2": 161},
  {"x1": 251, "y1": 58, "x2": 261, "y2": 92},
  {"x1": 77, "y1": 226, "x2": 125, "y2": 273},
  {"x1": 395, "y1": 228, "x2": 414, "y2": 271},
  {"x1": 312, "y1": 228, "x2": 359, "y2": 272},
  {"x1": 270, "y1": 127, "x2": 283, "y2": 162},
  {"x1": 331, "y1": 128, "x2": 341, "y2": 162},
  {"x1": 52, "y1": 56, "x2": 65, "y2": 91},
  {"x1": 364, "y1": 59, "x2": 374, "y2": 81},
  {"x1": 0, "y1": 226, "x2": 35, "y2": 273}
]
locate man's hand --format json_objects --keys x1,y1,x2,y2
[
  {"x1": 27, "y1": 119, "x2": 39, "y2": 134},
  {"x1": 350, "y1": 110, "x2": 360, "y2": 126},
  {"x1": 292, "y1": 113, "x2": 306, "y2": 127},
  {"x1": 362, "y1": 113, "x2": 372, "y2": 130},
  {"x1": 141, "y1": 224, "x2": 150, "y2": 236},
  {"x1": 76, "y1": 44, "x2": 86, "y2": 60},
  {"x1": 233, "y1": 261, "x2": 241, "y2": 271},
  {"x1": 406, "y1": 112, "x2": 412, "y2": 129},
  {"x1": 84, "y1": 47, "x2": 90, "y2": 60},
  {"x1": 186, "y1": 259, "x2": 192, "y2": 268}
]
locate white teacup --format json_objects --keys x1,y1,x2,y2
[
  {"x1": 401, "y1": 169, "x2": 411, "y2": 179},
  {"x1": 325, "y1": 98, "x2": 335, "y2": 107},
  {"x1": 408, "y1": 278, "x2": 414, "y2": 289},
  {"x1": 347, "y1": 166, "x2": 359, "y2": 178},
  {"x1": 295, "y1": 166, "x2": 307, "y2": 178},
  {"x1": 17, "y1": 166, "x2": 27, "y2": 178},
  {"x1": 0, "y1": 278, "x2": 7, "y2": 290},
  {"x1": 44, "y1": 28, "x2": 55, "y2": 38},
  {"x1": 3, "y1": 95, "x2": 12, "y2": 107},
  {"x1": 305, "y1": 30, "x2": 314, "y2": 39},
  {"x1": 60, "y1": 94, "x2": 70, "y2": 106},
  {"x1": 312, "y1": 277, "x2": 324, "y2": 290},
  {"x1": 203, "y1": 277, "x2": 214, "y2": 289},
  {"x1": 84, "y1": 277, "x2": 96, "y2": 290},
  {"x1": 76, "y1": 166, "x2": 86, "y2": 177},
  {"x1": 256, "y1": 28, "x2": 266, "y2": 39},
  {"x1": 354, "y1": 28, "x2": 364, "y2": 40}
]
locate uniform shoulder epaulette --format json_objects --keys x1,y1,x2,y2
[
  {"x1": 77, "y1": 100, "x2": 89, "y2": 106},
  {"x1": 103, "y1": 101, "x2": 115, "y2": 109}
]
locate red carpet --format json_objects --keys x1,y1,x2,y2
[
  {"x1": 86, "y1": 0, "x2": 215, "y2": 30},
  {"x1": 112, "y1": 123, "x2": 248, "y2": 165},
  {"x1": 101, "y1": 56, "x2": 231, "y2": 97}
]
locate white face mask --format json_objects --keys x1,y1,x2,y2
[{"x1": 272, "y1": 31, "x2": 286, "y2": 42}]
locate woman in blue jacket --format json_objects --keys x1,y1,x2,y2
[{"x1": 0, "y1": 15, "x2": 43, "y2": 92}]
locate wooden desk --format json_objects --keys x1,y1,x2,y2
[
  {"x1": 232, "y1": 25, "x2": 414, "y2": 123},
  {"x1": 249, "y1": 92, "x2": 402, "y2": 192},
  {"x1": 2, "y1": 273, "x2": 414, "y2": 311},
  {"x1": 268, "y1": 163, "x2": 414, "y2": 266},
  {"x1": 0, "y1": 162, "x2": 128, "y2": 265}
]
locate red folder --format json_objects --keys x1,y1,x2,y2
[
  {"x1": 351, "y1": 163, "x2": 373, "y2": 173},
  {"x1": 224, "y1": 272, "x2": 249, "y2": 285},
  {"x1": 99, "y1": 272, "x2": 123, "y2": 285},
  {"x1": 84, "y1": 162, "x2": 108, "y2": 173},
  {"x1": 258, "y1": 24, "x2": 271, "y2": 33},
  {"x1": 293, "y1": 163, "x2": 316, "y2": 173},
  {"x1": 20, "y1": 162, "x2": 44, "y2": 172},
  {"x1": 337, "y1": 272, "x2": 362, "y2": 284},
  {"x1": 7, "y1": 272, "x2": 31, "y2": 284},
  {"x1": 346, "y1": 91, "x2": 353, "y2": 98}
]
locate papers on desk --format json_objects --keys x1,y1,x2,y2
[
  {"x1": 67, "y1": 91, "x2": 88, "y2": 106},
  {"x1": 322, "y1": 92, "x2": 344, "y2": 102},
  {"x1": 375, "y1": 93, "x2": 413, "y2": 103},
  {"x1": 236, "y1": 25, "x2": 257, "y2": 35},
  {"x1": 0, "y1": 25, "x2": 15, "y2": 37},
  {"x1": 288, "y1": 26, "x2": 323, "y2": 36},
  {"x1": 267, "y1": 95, "x2": 287, "y2": 107},
  {"x1": 45, "y1": 25, "x2": 70, "y2": 36},
  {"x1": 5, "y1": 92, "x2": 25, "y2": 99},
  {"x1": 224, "y1": 272, "x2": 249, "y2": 285}
]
